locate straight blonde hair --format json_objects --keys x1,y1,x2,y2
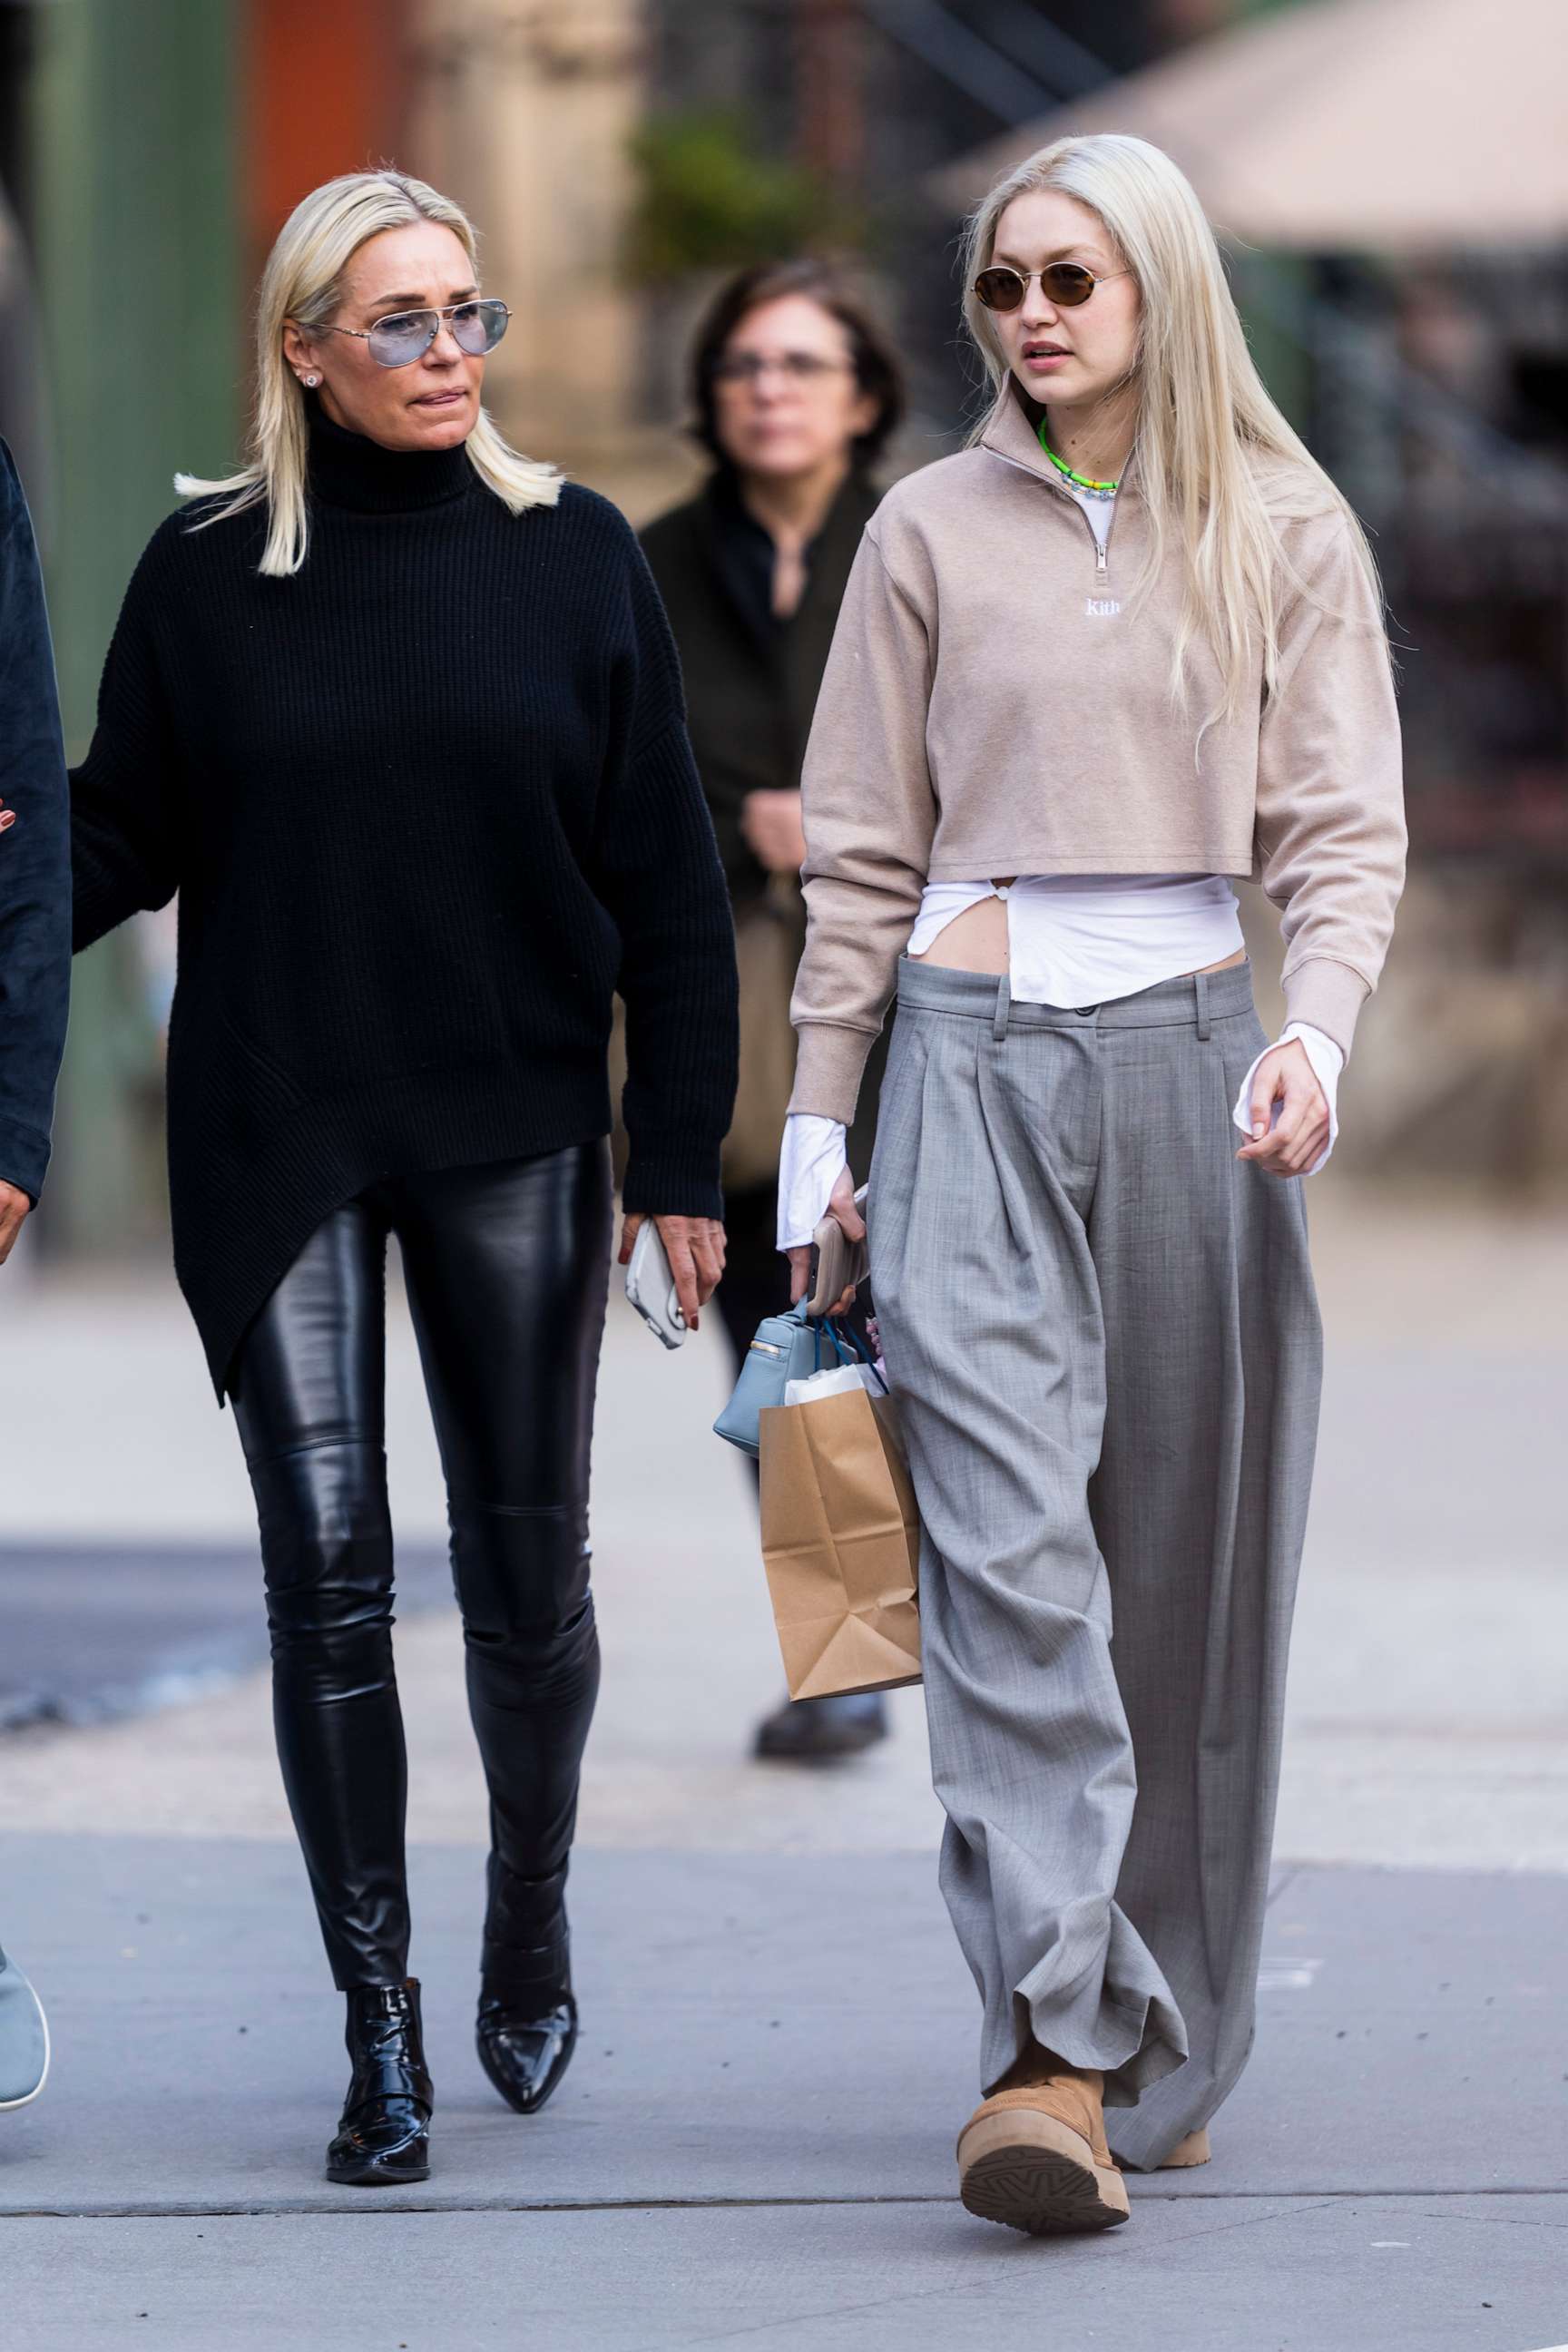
[
  {"x1": 960, "y1": 133, "x2": 1385, "y2": 730},
  {"x1": 177, "y1": 169, "x2": 561, "y2": 576}
]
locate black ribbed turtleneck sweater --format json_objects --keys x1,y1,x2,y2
[{"x1": 71, "y1": 406, "x2": 738, "y2": 1396}]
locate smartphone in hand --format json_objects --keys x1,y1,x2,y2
[{"x1": 625, "y1": 1220, "x2": 688, "y2": 1349}]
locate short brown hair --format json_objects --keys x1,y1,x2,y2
[{"x1": 690, "y1": 260, "x2": 905, "y2": 471}]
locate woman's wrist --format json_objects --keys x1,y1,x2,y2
[{"x1": 1279, "y1": 1020, "x2": 1343, "y2": 1079}]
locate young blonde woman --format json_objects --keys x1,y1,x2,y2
[
  {"x1": 781, "y1": 133, "x2": 1404, "y2": 2235},
  {"x1": 68, "y1": 171, "x2": 737, "y2": 2185}
]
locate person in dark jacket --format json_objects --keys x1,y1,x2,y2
[
  {"x1": 641, "y1": 260, "x2": 904, "y2": 1762},
  {"x1": 0, "y1": 435, "x2": 67, "y2": 2115},
  {"x1": 66, "y1": 171, "x2": 738, "y2": 2188}
]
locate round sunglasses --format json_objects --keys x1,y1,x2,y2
[
  {"x1": 972, "y1": 263, "x2": 1129, "y2": 314},
  {"x1": 320, "y1": 298, "x2": 512, "y2": 370}
]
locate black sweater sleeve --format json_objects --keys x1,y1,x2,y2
[
  {"x1": 590, "y1": 525, "x2": 738, "y2": 1220},
  {"x1": 70, "y1": 526, "x2": 182, "y2": 952},
  {"x1": 0, "y1": 440, "x2": 71, "y2": 1202}
]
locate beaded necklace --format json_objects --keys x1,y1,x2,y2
[{"x1": 1037, "y1": 426, "x2": 1118, "y2": 498}]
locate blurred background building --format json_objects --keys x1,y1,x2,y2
[{"x1": 3, "y1": 0, "x2": 1565, "y2": 1264}]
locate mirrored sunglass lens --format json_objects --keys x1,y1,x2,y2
[
  {"x1": 452, "y1": 300, "x2": 508, "y2": 355},
  {"x1": 975, "y1": 270, "x2": 1024, "y2": 311},
  {"x1": 368, "y1": 311, "x2": 436, "y2": 366},
  {"x1": 1043, "y1": 264, "x2": 1095, "y2": 306}
]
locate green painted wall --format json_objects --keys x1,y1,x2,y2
[{"x1": 29, "y1": 0, "x2": 241, "y2": 1254}]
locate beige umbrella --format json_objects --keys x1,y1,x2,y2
[{"x1": 936, "y1": 0, "x2": 1568, "y2": 252}]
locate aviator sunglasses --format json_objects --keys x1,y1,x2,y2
[
  {"x1": 972, "y1": 262, "x2": 1129, "y2": 313},
  {"x1": 320, "y1": 297, "x2": 512, "y2": 369}
]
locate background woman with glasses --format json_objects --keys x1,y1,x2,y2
[
  {"x1": 642, "y1": 260, "x2": 903, "y2": 1762},
  {"x1": 67, "y1": 170, "x2": 737, "y2": 2186},
  {"x1": 786, "y1": 133, "x2": 1404, "y2": 2235}
]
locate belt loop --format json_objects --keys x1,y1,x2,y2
[
  {"x1": 1194, "y1": 970, "x2": 1211, "y2": 1042},
  {"x1": 992, "y1": 970, "x2": 1013, "y2": 1043}
]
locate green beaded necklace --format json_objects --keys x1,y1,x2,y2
[{"x1": 1037, "y1": 425, "x2": 1118, "y2": 496}]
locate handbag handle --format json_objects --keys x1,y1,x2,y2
[{"x1": 814, "y1": 1313, "x2": 887, "y2": 1394}]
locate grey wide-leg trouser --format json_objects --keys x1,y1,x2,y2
[{"x1": 867, "y1": 956, "x2": 1322, "y2": 2172}]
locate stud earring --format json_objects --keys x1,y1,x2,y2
[{"x1": 303, "y1": 373, "x2": 320, "y2": 388}]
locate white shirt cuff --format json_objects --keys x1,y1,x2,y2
[
  {"x1": 1231, "y1": 1022, "x2": 1343, "y2": 1176},
  {"x1": 778, "y1": 1112, "x2": 849, "y2": 1250}
]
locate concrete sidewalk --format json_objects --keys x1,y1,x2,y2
[
  {"x1": 10, "y1": 2200, "x2": 1566, "y2": 2352},
  {"x1": 3, "y1": 1185, "x2": 1566, "y2": 2346},
  {"x1": 2, "y1": 1836, "x2": 1565, "y2": 2347}
]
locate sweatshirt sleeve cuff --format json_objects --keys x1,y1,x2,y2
[
  {"x1": 1279, "y1": 957, "x2": 1371, "y2": 1062},
  {"x1": 786, "y1": 1022, "x2": 881, "y2": 1127}
]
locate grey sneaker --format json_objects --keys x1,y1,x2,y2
[{"x1": 0, "y1": 1945, "x2": 49, "y2": 2109}]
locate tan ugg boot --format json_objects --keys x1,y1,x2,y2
[
  {"x1": 1160, "y1": 2127, "x2": 1211, "y2": 2169},
  {"x1": 957, "y1": 2052, "x2": 1130, "y2": 2236}
]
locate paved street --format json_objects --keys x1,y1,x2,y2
[{"x1": 2, "y1": 1182, "x2": 1565, "y2": 2345}]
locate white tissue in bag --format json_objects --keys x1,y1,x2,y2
[{"x1": 783, "y1": 1363, "x2": 882, "y2": 1408}]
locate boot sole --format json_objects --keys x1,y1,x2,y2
[
  {"x1": 958, "y1": 2111, "x2": 1131, "y2": 2236},
  {"x1": 327, "y1": 2155, "x2": 431, "y2": 2187}
]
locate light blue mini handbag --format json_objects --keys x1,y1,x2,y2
[{"x1": 713, "y1": 1304, "x2": 862, "y2": 1456}]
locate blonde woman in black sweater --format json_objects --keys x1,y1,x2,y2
[{"x1": 68, "y1": 171, "x2": 737, "y2": 2186}]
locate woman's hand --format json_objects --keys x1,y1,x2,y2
[
  {"x1": 0, "y1": 796, "x2": 15, "y2": 838},
  {"x1": 740, "y1": 789, "x2": 808, "y2": 876},
  {"x1": 618, "y1": 1212, "x2": 727, "y2": 1332},
  {"x1": 1236, "y1": 1040, "x2": 1330, "y2": 1178},
  {"x1": 0, "y1": 1180, "x2": 31, "y2": 1266},
  {"x1": 786, "y1": 1164, "x2": 865, "y2": 1314}
]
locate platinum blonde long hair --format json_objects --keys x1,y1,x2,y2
[
  {"x1": 177, "y1": 169, "x2": 561, "y2": 577},
  {"x1": 961, "y1": 133, "x2": 1384, "y2": 726}
]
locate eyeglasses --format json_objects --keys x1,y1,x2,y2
[
  {"x1": 972, "y1": 263, "x2": 1130, "y2": 314},
  {"x1": 712, "y1": 351, "x2": 855, "y2": 387},
  {"x1": 319, "y1": 298, "x2": 512, "y2": 370}
]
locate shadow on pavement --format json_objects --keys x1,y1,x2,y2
[{"x1": 0, "y1": 1545, "x2": 456, "y2": 1732}]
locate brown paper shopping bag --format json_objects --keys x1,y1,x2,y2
[{"x1": 758, "y1": 1386, "x2": 922, "y2": 1700}]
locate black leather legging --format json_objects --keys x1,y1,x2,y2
[{"x1": 228, "y1": 1144, "x2": 613, "y2": 1991}]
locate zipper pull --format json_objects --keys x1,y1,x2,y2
[{"x1": 1095, "y1": 543, "x2": 1108, "y2": 580}]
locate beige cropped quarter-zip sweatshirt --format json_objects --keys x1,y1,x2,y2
[{"x1": 787, "y1": 387, "x2": 1406, "y2": 1126}]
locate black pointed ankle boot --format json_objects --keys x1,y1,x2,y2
[
  {"x1": 326, "y1": 1979, "x2": 433, "y2": 2186},
  {"x1": 476, "y1": 1988, "x2": 578, "y2": 2116},
  {"x1": 475, "y1": 1864, "x2": 577, "y2": 2116}
]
